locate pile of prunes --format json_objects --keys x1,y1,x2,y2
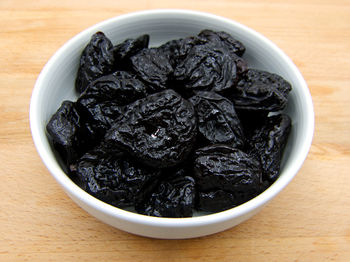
[{"x1": 46, "y1": 30, "x2": 292, "y2": 217}]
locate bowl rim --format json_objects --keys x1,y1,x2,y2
[{"x1": 30, "y1": 9, "x2": 314, "y2": 228}]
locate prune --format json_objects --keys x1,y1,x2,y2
[
  {"x1": 111, "y1": 70, "x2": 138, "y2": 79},
  {"x1": 167, "y1": 36, "x2": 208, "y2": 65},
  {"x1": 46, "y1": 101, "x2": 96, "y2": 166},
  {"x1": 48, "y1": 30, "x2": 293, "y2": 217},
  {"x1": 77, "y1": 71, "x2": 149, "y2": 134},
  {"x1": 113, "y1": 34, "x2": 149, "y2": 69},
  {"x1": 161, "y1": 29, "x2": 246, "y2": 68},
  {"x1": 189, "y1": 91, "x2": 244, "y2": 148},
  {"x1": 228, "y1": 69, "x2": 292, "y2": 112},
  {"x1": 130, "y1": 47, "x2": 173, "y2": 91},
  {"x1": 172, "y1": 29, "x2": 248, "y2": 95},
  {"x1": 197, "y1": 190, "x2": 236, "y2": 213},
  {"x1": 157, "y1": 39, "x2": 185, "y2": 67},
  {"x1": 198, "y1": 29, "x2": 246, "y2": 57},
  {"x1": 104, "y1": 89, "x2": 197, "y2": 168},
  {"x1": 136, "y1": 168, "x2": 196, "y2": 217},
  {"x1": 75, "y1": 146, "x2": 161, "y2": 208},
  {"x1": 173, "y1": 43, "x2": 244, "y2": 94},
  {"x1": 78, "y1": 71, "x2": 148, "y2": 107},
  {"x1": 75, "y1": 32, "x2": 115, "y2": 93},
  {"x1": 77, "y1": 100, "x2": 124, "y2": 137},
  {"x1": 194, "y1": 145, "x2": 262, "y2": 211},
  {"x1": 247, "y1": 114, "x2": 291, "y2": 182}
]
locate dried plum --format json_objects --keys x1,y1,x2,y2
[
  {"x1": 75, "y1": 147, "x2": 161, "y2": 208},
  {"x1": 228, "y1": 69, "x2": 292, "y2": 112},
  {"x1": 113, "y1": 34, "x2": 149, "y2": 69},
  {"x1": 77, "y1": 100, "x2": 124, "y2": 137},
  {"x1": 78, "y1": 72, "x2": 148, "y2": 107},
  {"x1": 77, "y1": 72, "x2": 149, "y2": 134},
  {"x1": 194, "y1": 144, "x2": 262, "y2": 192},
  {"x1": 173, "y1": 43, "x2": 238, "y2": 94},
  {"x1": 157, "y1": 39, "x2": 183, "y2": 67},
  {"x1": 111, "y1": 70, "x2": 139, "y2": 80},
  {"x1": 198, "y1": 29, "x2": 246, "y2": 57},
  {"x1": 75, "y1": 32, "x2": 115, "y2": 93},
  {"x1": 131, "y1": 47, "x2": 173, "y2": 91},
  {"x1": 104, "y1": 89, "x2": 197, "y2": 168},
  {"x1": 172, "y1": 30, "x2": 248, "y2": 95},
  {"x1": 189, "y1": 91, "x2": 244, "y2": 148},
  {"x1": 161, "y1": 29, "x2": 246, "y2": 68},
  {"x1": 247, "y1": 114, "x2": 291, "y2": 182},
  {"x1": 194, "y1": 144, "x2": 262, "y2": 211},
  {"x1": 197, "y1": 190, "x2": 236, "y2": 213},
  {"x1": 48, "y1": 30, "x2": 293, "y2": 217},
  {"x1": 136, "y1": 168, "x2": 196, "y2": 218},
  {"x1": 46, "y1": 101, "x2": 96, "y2": 166},
  {"x1": 167, "y1": 36, "x2": 208, "y2": 65}
]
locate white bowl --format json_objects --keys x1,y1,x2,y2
[{"x1": 30, "y1": 9, "x2": 314, "y2": 239}]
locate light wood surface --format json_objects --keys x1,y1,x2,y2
[{"x1": 1, "y1": 0, "x2": 350, "y2": 261}]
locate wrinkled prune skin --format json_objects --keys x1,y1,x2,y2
[
  {"x1": 75, "y1": 32, "x2": 115, "y2": 93},
  {"x1": 113, "y1": 34, "x2": 149, "y2": 69},
  {"x1": 198, "y1": 29, "x2": 246, "y2": 57},
  {"x1": 197, "y1": 190, "x2": 236, "y2": 213},
  {"x1": 78, "y1": 72, "x2": 148, "y2": 106},
  {"x1": 157, "y1": 39, "x2": 184, "y2": 67},
  {"x1": 46, "y1": 101, "x2": 96, "y2": 166},
  {"x1": 77, "y1": 100, "x2": 124, "y2": 137},
  {"x1": 105, "y1": 89, "x2": 197, "y2": 168},
  {"x1": 167, "y1": 36, "x2": 208, "y2": 65},
  {"x1": 172, "y1": 29, "x2": 248, "y2": 95},
  {"x1": 194, "y1": 145, "x2": 262, "y2": 192},
  {"x1": 228, "y1": 69, "x2": 292, "y2": 112},
  {"x1": 194, "y1": 145, "x2": 262, "y2": 211},
  {"x1": 75, "y1": 147, "x2": 161, "y2": 208},
  {"x1": 189, "y1": 91, "x2": 244, "y2": 148},
  {"x1": 77, "y1": 72, "x2": 148, "y2": 135},
  {"x1": 174, "y1": 43, "x2": 238, "y2": 94},
  {"x1": 111, "y1": 70, "x2": 138, "y2": 79},
  {"x1": 136, "y1": 168, "x2": 196, "y2": 218},
  {"x1": 248, "y1": 114, "x2": 291, "y2": 183},
  {"x1": 130, "y1": 47, "x2": 173, "y2": 91},
  {"x1": 227, "y1": 53, "x2": 248, "y2": 76},
  {"x1": 160, "y1": 30, "x2": 246, "y2": 68}
]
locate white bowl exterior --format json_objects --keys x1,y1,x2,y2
[{"x1": 30, "y1": 9, "x2": 314, "y2": 239}]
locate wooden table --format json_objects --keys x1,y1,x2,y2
[{"x1": 1, "y1": 0, "x2": 349, "y2": 261}]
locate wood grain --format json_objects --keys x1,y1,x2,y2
[{"x1": 1, "y1": 0, "x2": 350, "y2": 261}]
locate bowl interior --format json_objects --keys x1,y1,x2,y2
[{"x1": 31, "y1": 10, "x2": 314, "y2": 226}]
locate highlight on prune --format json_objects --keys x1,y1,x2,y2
[
  {"x1": 173, "y1": 43, "x2": 239, "y2": 94},
  {"x1": 131, "y1": 47, "x2": 174, "y2": 91},
  {"x1": 194, "y1": 145, "x2": 262, "y2": 212},
  {"x1": 247, "y1": 114, "x2": 292, "y2": 183},
  {"x1": 75, "y1": 32, "x2": 115, "y2": 93},
  {"x1": 189, "y1": 91, "x2": 244, "y2": 148},
  {"x1": 227, "y1": 69, "x2": 292, "y2": 112},
  {"x1": 46, "y1": 29, "x2": 292, "y2": 217},
  {"x1": 75, "y1": 146, "x2": 161, "y2": 208},
  {"x1": 136, "y1": 167, "x2": 196, "y2": 218},
  {"x1": 76, "y1": 71, "x2": 148, "y2": 135},
  {"x1": 173, "y1": 29, "x2": 248, "y2": 95},
  {"x1": 198, "y1": 29, "x2": 246, "y2": 57},
  {"x1": 46, "y1": 101, "x2": 97, "y2": 167},
  {"x1": 113, "y1": 34, "x2": 149, "y2": 69},
  {"x1": 104, "y1": 89, "x2": 197, "y2": 168}
]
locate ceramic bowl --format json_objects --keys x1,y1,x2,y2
[{"x1": 30, "y1": 9, "x2": 314, "y2": 239}]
